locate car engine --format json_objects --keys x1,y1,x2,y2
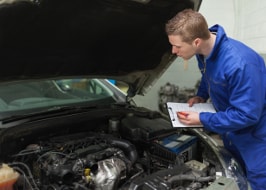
[{"x1": 0, "y1": 113, "x2": 240, "y2": 190}]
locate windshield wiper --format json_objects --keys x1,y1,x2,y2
[
  {"x1": 0, "y1": 105, "x2": 99, "y2": 126},
  {"x1": 0, "y1": 102, "x2": 131, "y2": 128}
]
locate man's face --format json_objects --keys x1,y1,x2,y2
[{"x1": 168, "y1": 35, "x2": 197, "y2": 60}]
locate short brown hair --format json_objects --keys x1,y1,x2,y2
[{"x1": 165, "y1": 9, "x2": 210, "y2": 43}]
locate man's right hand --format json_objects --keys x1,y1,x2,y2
[{"x1": 187, "y1": 96, "x2": 206, "y2": 107}]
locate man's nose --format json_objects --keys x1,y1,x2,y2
[{"x1": 172, "y1": 46, "x2": 178, "y2": 54}]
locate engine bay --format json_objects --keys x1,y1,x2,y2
[{"x1": 0, "y1": 112, "x2": 228, "y2": 190}]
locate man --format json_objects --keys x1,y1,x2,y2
[{"x1": 165, "y1": 9, "x2": 266, "y2": 190}]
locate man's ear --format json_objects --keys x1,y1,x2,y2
[{"x1": 193, "y1": 38, "x2": 201, "y2": 47}]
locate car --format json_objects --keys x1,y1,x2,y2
[{"x1": 0, "y1": 0, "x2": 250, "y2": 190}]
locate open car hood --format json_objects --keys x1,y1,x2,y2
[{"x1": 0, "y1": 0, "x2": 201, "y2": 97}]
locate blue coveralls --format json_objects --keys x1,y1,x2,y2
[{"x1": 197, "y1": 25, "x2": 266, "y2": 190}]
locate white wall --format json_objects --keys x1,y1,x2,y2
[
  {"x1": 199, "y1": 0, "x2": 235, "y2": 38},
  {"x1": 200, "y1": 0, "x2": 266, "y2": 54},
  {"x1": 234, "y1": 0, "x2": 266, "y2": 54}
]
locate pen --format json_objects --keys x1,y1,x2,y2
[{"x1": 177, "y1": 111, "x2": 189, "y2": 117}]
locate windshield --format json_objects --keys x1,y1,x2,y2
[{"x1": 0, "y1": 78, "x2": 126, "y2": 114}]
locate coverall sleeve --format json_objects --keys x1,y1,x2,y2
[
  {"x1": 199, "y1": 62, "x2": 266, "y2": 134},
  {"x1": 196, "y1": 77, "x2": 210, "y2": 101},
  {"x1": 195, "y1": 56, "x2": 210, "y2": 101}
]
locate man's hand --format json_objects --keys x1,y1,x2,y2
[
  {"x1": 177, "y1": 111, "x2": 202, "y2": 126},
  {"x1": 187, "y1": 96, "x2": 205, "y2": 107}
]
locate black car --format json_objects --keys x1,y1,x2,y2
[{"x1": 0, "y1": 0, "x2": 250, "y2": 190}]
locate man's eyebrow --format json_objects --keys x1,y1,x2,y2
[{"x1": 173, "y1": 44, "x2": 181, "y2": 48}]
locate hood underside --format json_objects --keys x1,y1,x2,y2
[{"x1": 0, "y1": 0, "x2": 201, "y2": 96}]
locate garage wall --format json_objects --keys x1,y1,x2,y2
[
  {"x1": 199, "y1": 0, "x2": 235, "y2": 38},
  {"x1": 234, "y1": 0, "x2": 266, "y2": 54},
  {"x1": 200, "y1": 0, "x2": 266, "y2": 55},
  {"x1": 133, "y1": 0, "x2": 266, "y2": 111}
]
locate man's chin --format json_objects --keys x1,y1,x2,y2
[
  {"x1": 182, "y1": 56, "x2": 193, "y2": 60},
  {"x1": 180, "y1": 57, "x2": 189, "y2": 61}
]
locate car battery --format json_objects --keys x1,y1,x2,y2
[{"x1": 158, "y1": 133, "x2": 197, "y2": 162}]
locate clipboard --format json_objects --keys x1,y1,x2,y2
[{"x1": 166, "y1": 102, "x2": 216, "y2": 127}]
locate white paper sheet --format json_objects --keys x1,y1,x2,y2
[{"x1": 166, "y1": 102, "x2": 216, "y2": 127}]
